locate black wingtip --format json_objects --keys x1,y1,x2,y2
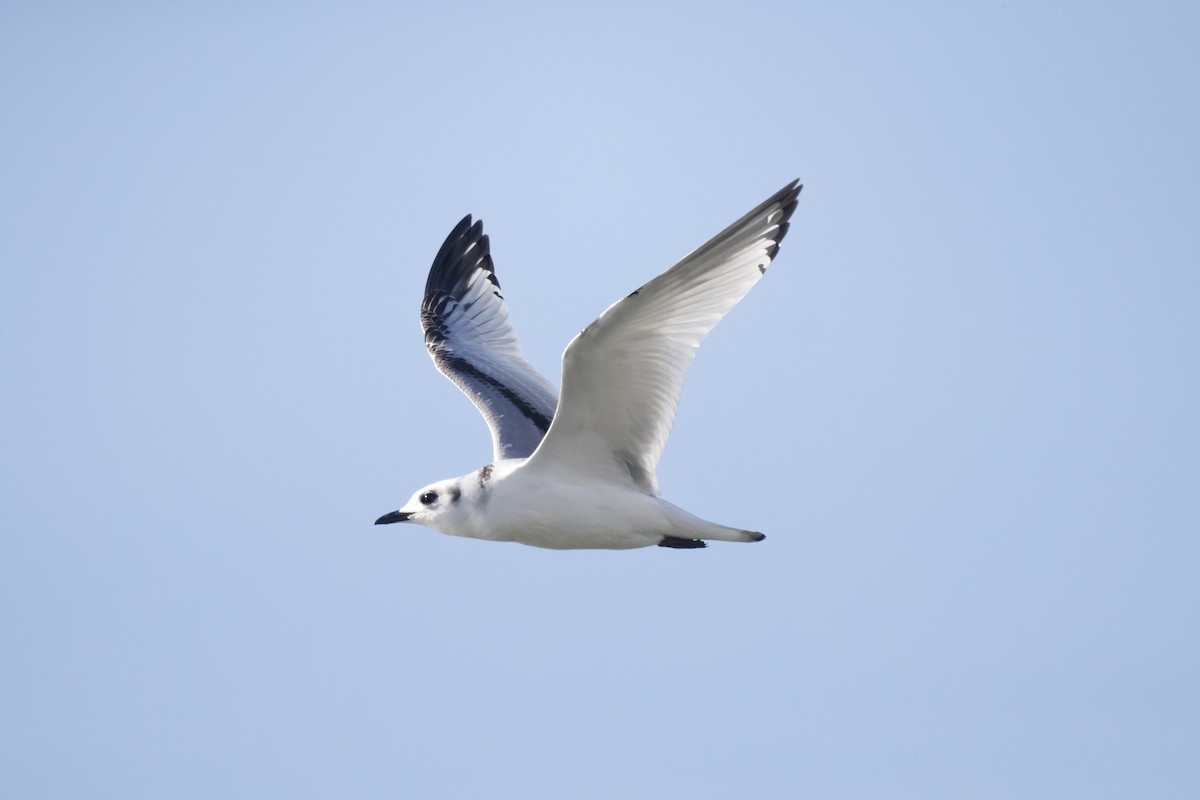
[
  {"x1": 685, "y1": 179, "x2": 803, "y2": 274},
  {"x1": 772, "y1": 179, "x2": 802, "y2": 231},
  {"x1": 428, "y1": 215, "x2": 474, "y2": 275},
  {"x1": 424, "y1": 215, "x2": 493, "y2": 301},
  {"x1": 759, "y1": 179, "x2": 802, "y2": 258},
  {"x1": 763, "y1": 178, "x2": 803, "y2": 215}
]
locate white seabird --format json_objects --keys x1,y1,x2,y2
[{"x1": 376, "y1": 180, "x2": 803, "y2": 549}]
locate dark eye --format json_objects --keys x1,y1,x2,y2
[{"x1": 419, "y1": 491, "x2": 438, "y2": 506}]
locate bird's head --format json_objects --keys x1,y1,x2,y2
[{"x1": 375, "y1": 477, "x2": 470, "y2": 532}]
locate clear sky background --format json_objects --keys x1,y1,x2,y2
[{"x1": 2, "y1": 2, "x2": 1198, "y2": 798}]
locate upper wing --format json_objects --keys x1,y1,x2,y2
[
  {"x1": 420, "y1": 215, "x2": 559, "y2": 461},
  {"x1": 525, "y1": 180, "x2": 802, "y2": 493}
]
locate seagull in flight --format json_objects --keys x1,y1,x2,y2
[{"x1": 376, "y1": 180, "x2": 802, "y2": 549}]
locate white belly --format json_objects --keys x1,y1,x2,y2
[{"x1": 469, "y1": 477, "x2": 678, "y2": 550}]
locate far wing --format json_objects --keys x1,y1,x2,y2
[
  {"x1": 525, "y1": 180, "x2": 802, "y2": 493},
  {"x1": 420, "y1": 215, "x2": 559, "y2": 461}
]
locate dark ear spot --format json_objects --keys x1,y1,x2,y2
[{"x1": 448, "y1": 487, "x2": 462, "y2": 503}]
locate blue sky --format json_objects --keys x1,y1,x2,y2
[{"x1": 3, "y1": 2, "x2": 1198, "y2": 798}]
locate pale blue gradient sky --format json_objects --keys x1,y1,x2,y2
[{"x1": 2, "y1": 2, "x2": 1198, "y2": 798}]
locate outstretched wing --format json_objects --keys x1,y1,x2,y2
[
  {"x1": 420, "y1": 215, "x2": 559, "y2": 461},
  {"x1": 525, "y1": 180, "x2": 802, "y2": 494}
]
